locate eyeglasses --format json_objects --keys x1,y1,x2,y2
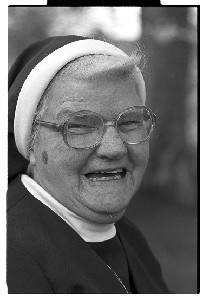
[{"x1": 36, "y1": 106, "x2": 156, "y2": 149}]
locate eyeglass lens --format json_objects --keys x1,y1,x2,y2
[
  {"x1": 64, "y1": 112, "x2": 103, "y2": 148},
  {"x1": 118, "y1": 108, "x2": 151, "y2": 144},
  {"x1": 63, "y1": 108, "x2": 153, "y2": 148}
]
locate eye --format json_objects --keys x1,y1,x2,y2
[
  {"x1": 118, "y1": 120, "x2": 143, "y2": 132},
  {"x1": 67, "y1": 123, "x2": 96, "y2": 135}
]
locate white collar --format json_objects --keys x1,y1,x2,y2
[{"x1": 21, "y1": 174, "x2": 116, "y2": 243}]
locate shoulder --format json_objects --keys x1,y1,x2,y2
[
  {"x1": 7, "y1": 175, "x2": 46, "y2": 231},
  {"x1": 7, "y1": 174, "x2": 29, "y2": 211},
  {"x1": 117, "y1": 217, "x2": 163, "y2": 276},
  {"x1": 7, "y1": 175, "x2": 80, "y2": 252},
  {"x1": 117, "y1": 217, "x2": 155, "y2": 257},
  {"x1": 117, "y1": 217, "x2": 148, "y2": 244},
  {"x1": 117, "y1": 217, "x2": 171, "y2": 293},
  {"x1": 7, "y1": 175, "x2": 53, "y2": 251}
]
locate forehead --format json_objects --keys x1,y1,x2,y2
[{"x1": 45, "y1": 70, "x2": 143, "y2": 121}]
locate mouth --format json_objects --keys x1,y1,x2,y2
[{"x1": 84, "y1": 168, "x2": 127, "y2": 182}]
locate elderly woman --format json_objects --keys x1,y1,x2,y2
[{"x1": 7, "y1": 35, "x2": 170, "y2": 294}]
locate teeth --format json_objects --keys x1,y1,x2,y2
[
  {"x1": 106, "y1": 169, "x2": 123, "y2": 174},
  {"x1": 85, "y1": 168, "x2": 126, "y2": 182},
  {"x1": 88, "y1": 174, "x2": 122, "y2": 182},
  {"x1": 95, "y1": 168, "x2": 123, "y2": 174}
]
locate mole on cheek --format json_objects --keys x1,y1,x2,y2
[{"x1": 42, "y1": 151, "x2": 48, "y2": 165}]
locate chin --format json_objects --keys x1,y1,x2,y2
[
  {"x1": 87, "y1": 193, "x2": 132, "y2": 215},
  {"x1": 103, "y1": 209, "x2": 127, "y2": 224},
  {"x1": 89, "y1": 207, "x2": 127, "y2": 225}
]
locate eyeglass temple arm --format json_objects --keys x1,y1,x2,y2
[
  {"x1": 36, "y1": 121, "x2": 62, "y2": 132},
  {"x1": 152, "y1": 113, "x2": 156, "y2": 125}
]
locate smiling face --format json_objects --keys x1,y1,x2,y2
[{"x1": 30, "y1": 57, "x2": 149, "y2": 224}]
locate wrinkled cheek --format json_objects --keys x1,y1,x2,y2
[
  {"x1": 45, "y1": 141, "x2": 89, "y2": 167},
  {"x1": 129, "y1": 144, "x2": 149, "y2": 189},
  {"x1": 129, "y1": 142, "x2": 149, "y2": 168},
  {"x1": 132, "y1": 166, "x2": 146, "y2": 186}
]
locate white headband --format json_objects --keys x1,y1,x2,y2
[{"x1": 14, "y1": 39, "x2": 146, "y2": 159}]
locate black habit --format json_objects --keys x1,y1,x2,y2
[{"x1": 7, "y1": 175, "x2": 170, "y2": 294}]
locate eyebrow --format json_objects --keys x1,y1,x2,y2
[
  {"x1": 55, "y1": 96, "x2": 86, "y2": 116},
  {"x1": 55, "y1": 107, "x2": 74, "y2": 119}
]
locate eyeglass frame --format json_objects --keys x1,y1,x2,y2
[{"x1": 35, "y1": 105, "x2": 156, "y2": 149}]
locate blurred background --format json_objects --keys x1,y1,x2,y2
[{"x1": 8, "y1": 6, "x2": 198, "y2": 293}]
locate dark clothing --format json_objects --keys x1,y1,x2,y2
[
  {"x1": 7, "y1": 175, "x2": 170, "y2": 294},
  {"x1": 88, "y1": 236, "x2": 131, "y2": 292}
]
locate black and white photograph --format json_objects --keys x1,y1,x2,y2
[{"x1": 7, "y1": 5, "x2": 198, "y2": 294}]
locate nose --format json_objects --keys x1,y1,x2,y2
[{"x1": 96, "y1": 126, "x2": 127, "y2": 160}]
